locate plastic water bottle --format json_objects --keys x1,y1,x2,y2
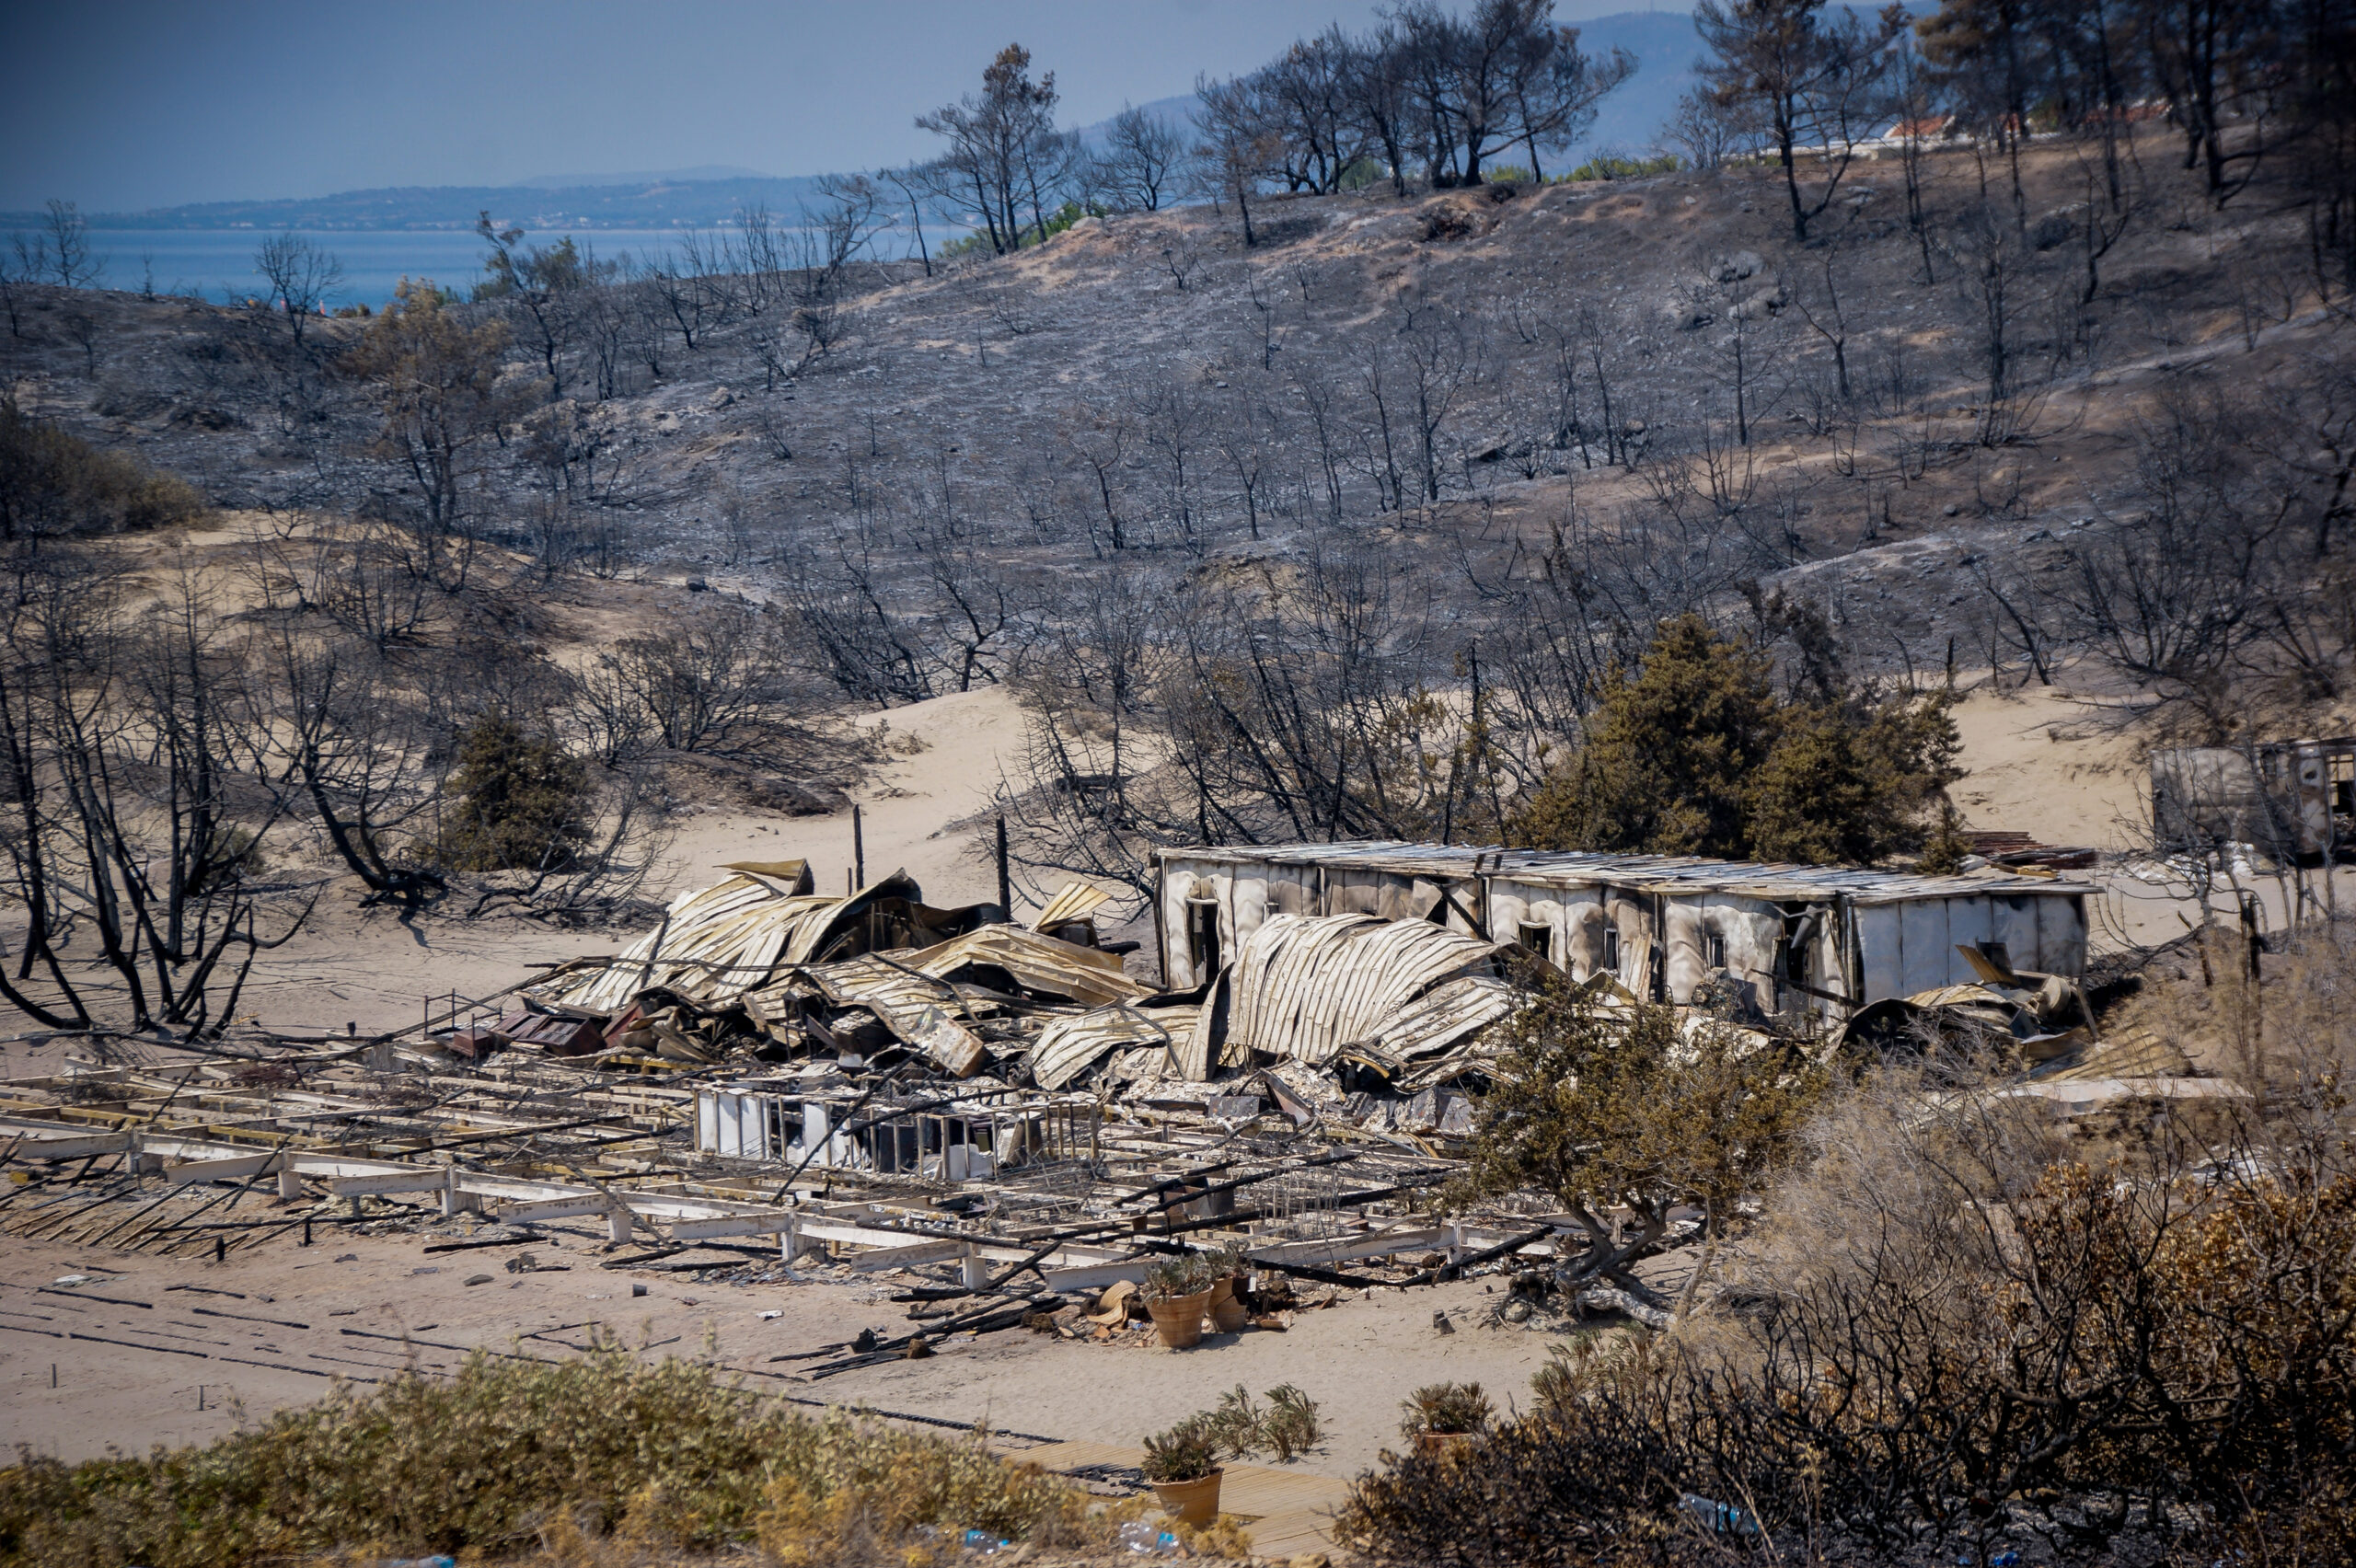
[{"x1": 1117, "y1": 1518, "x2": 1182, "y2": 1553}]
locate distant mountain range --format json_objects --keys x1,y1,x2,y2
[
  {"x1": 16, "y1": 11, "x2": 1710, "y2": 235},
  {"x1": 512, "y1": 165, "x2": 778, "y2": 188}
]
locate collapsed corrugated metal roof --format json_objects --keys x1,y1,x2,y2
[
  {"x1": 1217, "y1": 914, "x2": 1506, "y2": 1068},
  {"x1": 548, "y1": 870, "x2": 1013, "y2": 1015},
  {"x1": 1031, "y1": 1002, "x2": 1200, "y2": 1090},
  {"x1": 553, "y1": 872, "x2": 863, "y2": 1012},
  {"x1": 1032, "y1": 880, "x2": 1115, "y2": 931}
]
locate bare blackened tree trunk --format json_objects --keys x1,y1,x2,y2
[
  {"x1": 1289, "y1": 364, "x2": 1351, "y2": 517},
  {"x1": 1356, "y1": 340, "x2": 1408, "y2": 513},
  {"x1": 1791, "y1": 242, "x2": 1854, "y2": 402},
  {"x1": 263, "y1": 630, "x2": 446, "y2": 909},
  {"x1": 1218, "y1": 386, "x2": 1277, "y2": 542},
  {"x1": 0, "y1": 558, "x2": 315, "y2": 1033},
  {"x1": 1580, "y1": 307, "x2": 1625, "y2": 467},
  {"x1": 1399, "y1": 306, "x2": 1474, "y2": 503},
  {"x1": 884, "y1": 164, "x2": 937, "y2": 276},
  {"x1": 1065, "y1": 406, "x2": 1136, "y2": 552}
]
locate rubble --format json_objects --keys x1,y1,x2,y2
[
  {"x1": 0, "y1": 845, "x2": 2228, "y2": 1346},
  {"x1": 1835, "y1": 940, "x2": 2095, "y2": 1057},
  {"x1": 0, "y1": 864, "x2": 1531, "y2": 1314}
]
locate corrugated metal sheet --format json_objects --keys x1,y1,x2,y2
[
  {"x1": 539, "y1": 871, "x2": 936, "y2": 1015},
  {"x1": 793, "y1": 953, "x2": 991, "y2": 1078},
  {"x1": 550, "y1": 874, "x2": 843, "y2": 1012},
  {"x1": 1366, "y1": 974, "x2": 1516, "y2": 1061},
  {"x1": 1033, "y1": 881, "x2": 1114, "y2": 931},
  {"x1": 800, "y1": 952, "x2": 952, "y2": 1011},
  {"x1": 1223, "y1": 914, "x2": 1503, "y2": 1067},
  {"x1": 785, "y1": 928, "x2": 1145, "y2": 1077},
  {"x1": 1030, "y1": 1004, "x2": 1200, "y2": 1090},
  {"x1": 908, "y1": 926, "x2": 1147, "y2": 1006},
  {"x1": 719, "y1": 859, "x2": 814, "y2": 893}
]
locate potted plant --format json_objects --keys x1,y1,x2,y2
[
  {"x1": 1400, "y1": 1381, "x2": 1492, "y2": 1458},
  {"x1": 1206, "y1": 1240, "x2": 1251, "y2": 1333},
  {"x1": 1141, "y1": 1415, "x2": 1225, "y2": 1525},
  {"x1": 1143, "y1": 1254, "x2": 1215, "y2": 1349}
]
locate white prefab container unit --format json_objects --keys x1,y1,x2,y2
[{"x1": 1153, "y1": 842, "x2": 2094, "y2": 1018}]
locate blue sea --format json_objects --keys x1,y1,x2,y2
[{"x1": 79, "y1": 229, "x2": 724, "y2": 309}]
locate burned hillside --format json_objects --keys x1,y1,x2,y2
[{"x1": 5, "y1": 129, "x2": 2352, "y2": 930}]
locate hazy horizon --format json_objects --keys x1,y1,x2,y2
[{"x1": 5, "y1": 1, "x2": 1681, "y2": 214}]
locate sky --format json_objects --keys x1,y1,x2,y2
[{"x1": 3, "y1": 0, "x2": 1671, "y2": 213}]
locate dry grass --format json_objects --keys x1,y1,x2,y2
[{"x1": 2105, "y1": 917, "x2": 2356, "y2": 1093}]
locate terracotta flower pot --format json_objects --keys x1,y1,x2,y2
[
  {"x1": 1148, "y1": 1289, "x2": 1213, "y2": 1349},
  {"x1": 1209, "y1": 1275, "x2": 1249, "y2": 1333},
  {"x1": 1415, "y1": 1430, "x2": 1478, "y2": 1459},
  {"x1": 1150, "y1": 1467, "x2": 1223, "y2": 1527}
]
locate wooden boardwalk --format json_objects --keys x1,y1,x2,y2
[{"x1": 1013, "y1": 1437, "x2": 1351, "y2": 1559}]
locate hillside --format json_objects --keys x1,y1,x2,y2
[
  {"x1": 10, "y1": 140, "x2": 2341, "y2": 660},
  {"x1": 1, "y1": 132, "x2": 2350, "y2": 1028}
]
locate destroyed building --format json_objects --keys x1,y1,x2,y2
[
  {"x1": 1154, "y1": 841, "x2": 2095, "y2": 1017},
  {"x1": 474, "y1": 839, "x2": 2104, "y2": 1182},
  {"x1": 3, "y1": 836, "x2": 2220, "y2": 1335},
  {"x1": 2152, "y1": 737, "x2": 2356, "y2": 860}
]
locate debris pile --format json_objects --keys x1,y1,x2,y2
[
  {"x1": 0, "y1": 855, "x2": 2248, "y2": 1362},
  {"x1": 520, "y1": 869, "x2": 1525, "y2": 1129},
  {"x1": 0, "y1": 866, "x2": 1541, "y2": 1320}
]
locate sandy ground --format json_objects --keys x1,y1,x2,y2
[
  {"x1": 5, "y1": 671, "x2": 2337, "y2": 1474},
  {"x1": 666, "y1": 683, "x2": 1034, "y2": 911},
  {"x1": 1, "y1": 1213, "x2": 1589, "y2": 1481},
  {"x1": 810, "y1": 1274, "x2": 1583, "y2": 1479},
  {"x1": 0, "y1": 683, "x2": 1050, "y2": 1055},
  {"x1": 1944, "y1": 682, "x2": 2151, "y2": 851}
]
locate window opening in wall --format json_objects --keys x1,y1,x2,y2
[
  {"x1": 1602, "y1": 927, "x2": 1621, "y2": 974},
  {"x1": 1775, "y1": 908, "x2": 1820, "y2": 1009},
  {"x1": 1517, "y1": 922, "x2": 1553, "y2": 962},
  {"x1": 1705, "y1": 932, "x2": 1727, "y2": 970},
  {"x1": 1185, "y1": 898, "x2": 1222, "y2": 980}
]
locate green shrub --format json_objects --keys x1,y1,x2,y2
[
  {"x1": 938, "y1": 199, "x2": 1106, "y2": 260},
  {"x1": 1260, "y1": 1384, "x2": 1323, "y2": 1461},
  {"x1": 434, "y1": 715, "x2": 589, "y2": 873},
  {"x1": 1512, "y1": 612, "x2": 1960, "y2": 865},
  {"x1": 1143, "y1": 1251, "x2": 1214, "y2": 1300},
  {"x1": 0, "y1": 1347, "x2": 1106, "y2": 1567},
  {"x1": 1140, "y1": 1417, "x2": 1223, "y2": 1482}
]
